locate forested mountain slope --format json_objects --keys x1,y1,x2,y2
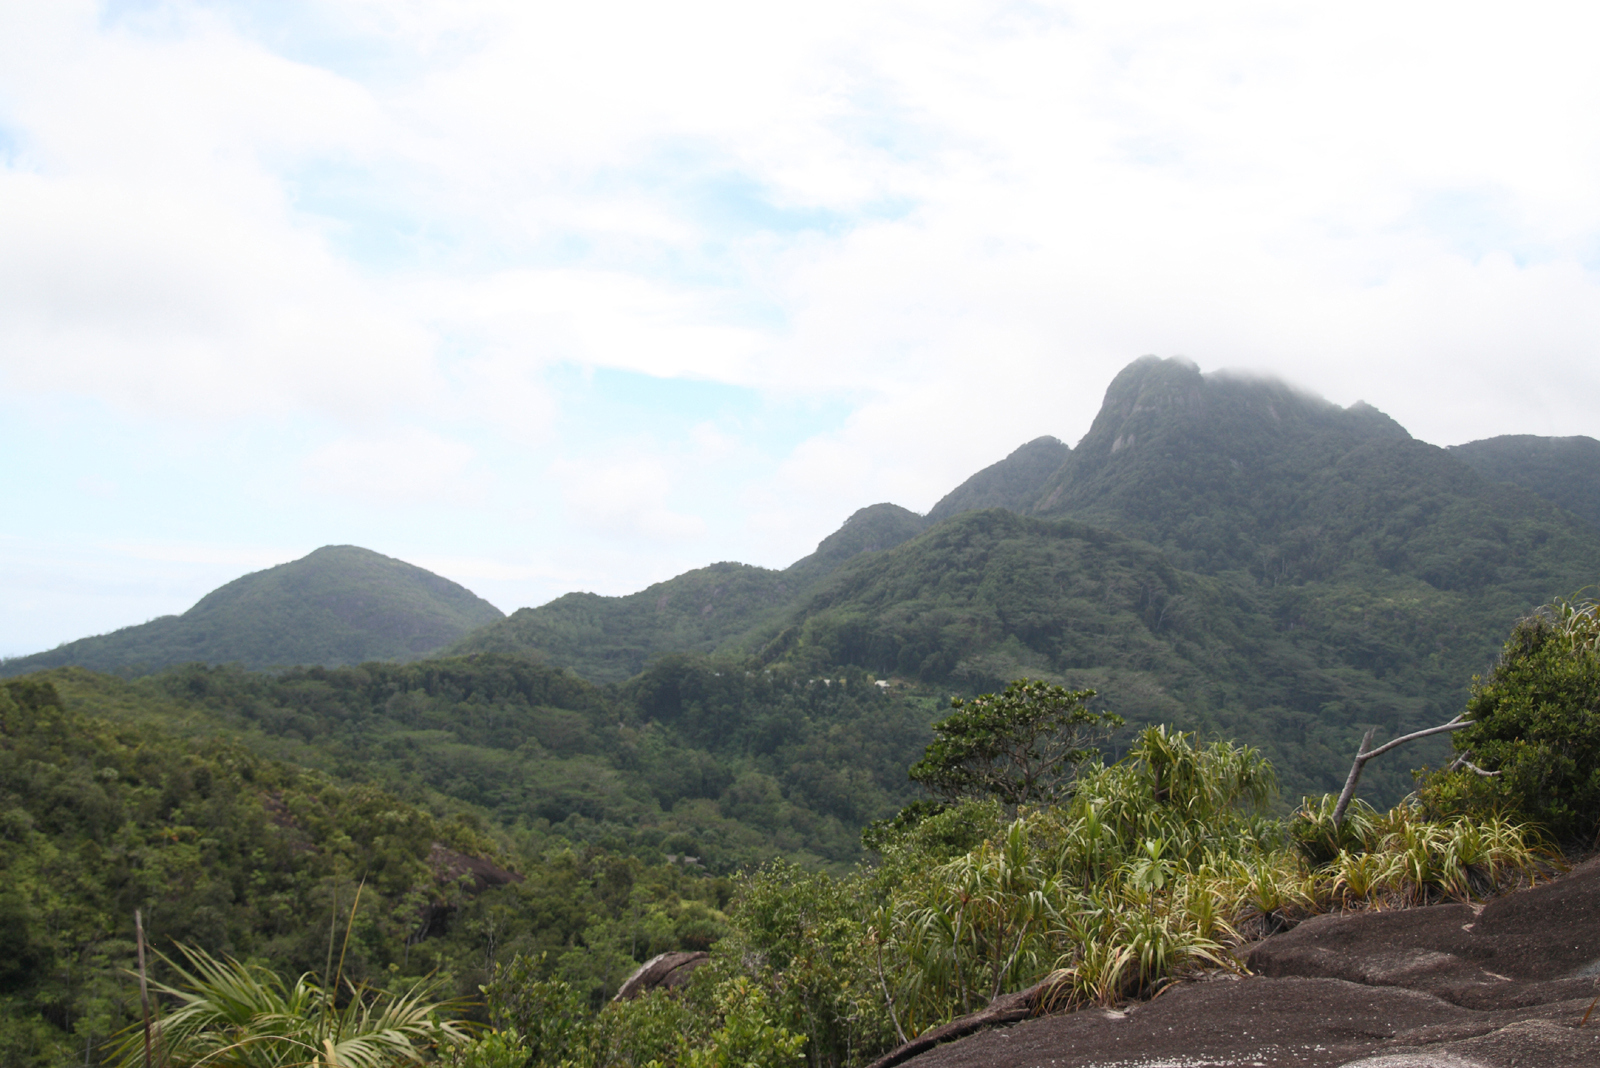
[
  {"x1": 440, "y1": 358, "x2": 1600, "y2": 805},
  {"x1": 38, "y1": 651, "x2": 939, "y2": 871},
  {"x1": 450, "y1": 503, "x2": 928, "y2": 682},
  {"x1": 0, "y1": 671, "x2": 758, "y2": 1063},
  {"x1": 746, "y1": 509, "x2": 1548, "y2": 803},
  {"x1": 1449, "y1": 433, "x2": 1600, "y2": 530},
  {"x1": 918, "y1": 358, "x2": 1600, "y2": 590},
  {"x1": 1018, "y1": 359, "x2": 1598, "y2": 596},
  {"x1": 924, "y1": 436, "x2": 1070, "y2": 524},
  {"x1": 729, "y1": 361, "x2": 1600, "y2": 798},
  {"x1": 1, "y1": 546, "x2": 504, "y2": 677},
  {"x1": 0, "y1": 675, "x2": 508, "y2": 1059}
]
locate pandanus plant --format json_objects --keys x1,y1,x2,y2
[{"x1": 112, "y1": 943, "x2": 471, "y2": 1068}]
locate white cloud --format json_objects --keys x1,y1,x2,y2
[
  {"x1": 4, "y1": 0, "x2": 1600, "y2": 641},
  {"x1": 415, "y1": 268, "x2": 768, "y2": 384},
  {"x1": 302, "y1": 427, "x2": 485, "y2": 504},
  {"x1": 552, "y1": 454, "x2": 707, "y2": 542}
]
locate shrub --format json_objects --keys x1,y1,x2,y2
[{"x1": 1427, "y1": 603, "x2": 1600, "y2": 846}]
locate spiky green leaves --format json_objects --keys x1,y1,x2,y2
[{"x1": 111, "y1": 943, "x2": 470, "y2": 1068}]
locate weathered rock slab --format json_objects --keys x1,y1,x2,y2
[
  {"x1": 897, "y1": 859, "x2": 1600, "y2": 1067},
  {"x1": 614, "y1": 951, "x2": 710, "y2": 1000}
]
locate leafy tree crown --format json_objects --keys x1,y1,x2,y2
[{"x1": 908, "y1": 679, "x2": 1123, "y2": 806}]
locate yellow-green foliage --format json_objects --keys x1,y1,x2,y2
[
  {"x1": 463, "y1": 762, "x2": 1552, "y2": 1068},
  {"x1": 1295, "y1": 797, "x2": 1549, "y2": 909},
  {"x1": 111, "y1": 943, "x2": 470, "y2": 1068},
  {"x1": 883, "y1": 727, "x2": 1279, "y2": 1023},
  {"x1": 462, "y1": 960, "x2": 806, "y2": 1068},
  {"x1": 864, "y1": 726, "x2": 1550, "y2": 1046}
]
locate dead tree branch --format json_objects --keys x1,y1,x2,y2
[{"x1": 1332, "y1": 716, "x2": 1473, "y2": 825}]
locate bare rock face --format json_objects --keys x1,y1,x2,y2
[
  {"x1": 428, "y1": 843, "x2": 524, "y2": 894},
  {"x1": 892, "y1": 858, "x2": 1600, "y2": 1068},
  {"x1": 614, "y1": 951, "x2": 710, "y2": 1001},
  {"x1": 865, "y1": 979, "x2": 1056, "y2": 1068},
  {"x1": 412, "y1": 843, "x2": 525, "y2": 942}
]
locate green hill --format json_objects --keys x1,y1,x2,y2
[
  {"x1": 783, "y1": 502, "x2": 927, "y2": 587},
  {"x1": 748, "y1": 506, "x2": 1600, "y2": 803},
  {"x1": 924, "y1": 435, "x2": 1069, "y2": 524},
  {"x1": 448, "y1": 562, "x2": 796, "y2": 684},
  {"x1": 1, "y1": 546, "x2": 504, "y2": 676},
  {"x1": 443, "y1": 357, "x2": 1600, "y2": 804},
  {"x1": 451, "y1": 503, "x2": 928, "y2": 683},
  {"x1": 1448, "y1": 433, "x2": 1600, "y2": 530}
]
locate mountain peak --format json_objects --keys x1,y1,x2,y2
[
  {"x1": 3, "y1": 546, "x2": 503, "y2": 677},
  {"x1": 1073, "y1": 358, "x2": 1403, "y2": 460},
  {"x1": 786, "y1": 503, "x2": 927, "y2": 585},
  {"x1": 925, "y1": 436, "x2": 1071, "y2": 524}
]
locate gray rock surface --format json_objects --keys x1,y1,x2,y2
[{"x1": 897, "y1": 859, "x2": 1600, "y2": 1067}]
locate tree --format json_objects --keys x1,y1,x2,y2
[
  {"x1": 1429, "y1": 598, "x2": 1600, "y2": 845},
  {"x1": 908, "y1": 680, "x2": 1122, "y2": 807}
]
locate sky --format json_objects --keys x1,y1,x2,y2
[{"x1": 4, "y1": 0, "x2": 1600, "y2": 657}]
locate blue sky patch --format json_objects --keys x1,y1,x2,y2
[
  {"x1": 285, "y1": 161, "x2": 451, "y2": 270},
  {"x1": 1407, "y1": 187, "x2": 1542, "y2": 267},
  {"x1": 548, "y1": 365, "x2": 854, "y2": 459}
]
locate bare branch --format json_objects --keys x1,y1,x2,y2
[
  {"x1": 1359, "y1": 716, "x2": 1469, "y2": 761},
  {"x1": 1331, "y1": 728, "x2": 1377, "y2": 827},
  {"x1": 1332, "y1": 717, "x2": 1473, "y2": 825}
]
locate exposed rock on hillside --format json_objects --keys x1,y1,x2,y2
[
  {"x1": 897, "y1": 858, "x2": 1600, "y2": 1067},
  {"x1": 414, "y1": 843, "x2": 525, "y2": 942},
  {"x1": 614, "y1": 951, "x2": 711, "y2": 1000},
  {"x1": 427, "y1": 842, "x2": 523, "y2": 895}
]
